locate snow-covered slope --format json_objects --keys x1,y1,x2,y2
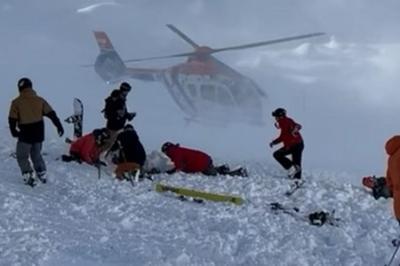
[{"x1": 0, "y1": 135, "x2": 397, "y2": 266}]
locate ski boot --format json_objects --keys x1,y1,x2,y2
[
  {"x1": 215, "y1": 164, "x2": 230, "y2": 175},
  {"x1": 36, "y1": 171, "x2": 47, "y2": 184},
  {"x1": 287, "y1": 165, "x2": 301, "y2": 179},
  {"x1": 228, "y1": 167, "x2": 248, "y2": 177},
  {"x1": 23, "y1": 172, "x2": 36, "y2": 187}
]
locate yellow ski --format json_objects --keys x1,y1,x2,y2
[{"x1": 155, "y1": 182, "x2": 244, "y2": 205}]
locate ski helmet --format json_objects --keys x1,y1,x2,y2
[
  {"x1": 161, "y1": 142, "x2": 175, "y2": 153},
  {"x1": 17, "y1": 77, "x2": 32, "y2": 91},
  {"x1": 272, "y1": 108, "x2": 286, "y2": 117},
  {"x1": 93, "y1": 128, "x2": 111, "y2": 145},
  {"x1": 119, "y1": 82, "x2": 131, "y2": 92}
]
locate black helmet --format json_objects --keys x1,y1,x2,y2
[
  {"x1": 93, "y1": 128, "x2": 110, "y2": 145},
  {"x1": 119, "y1": 82, "x2": 131, "y2": 92},
  {"x1": 17, "y1": 77, "x2": 32, "y2": 91},
  {"x1": 272, "y1": 108, "x2": 286, "y2": 117},
  {"x1": 161, "y1": 142, "x2": 175, "y2": 153}
]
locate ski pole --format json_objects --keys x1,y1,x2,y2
[
  {"x1": 97, "y1": 164, "x2": 101, "y2": 179},
  {"x1": 385, "y1": 241, "x2": 400, "y2": 266}
]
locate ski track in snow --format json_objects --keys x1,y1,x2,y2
[{"x1": 0, "y1": 139, "x2": 397, "y2": 266}]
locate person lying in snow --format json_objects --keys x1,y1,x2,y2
[
  {"x1": 362, "y1": 176, "x2": 392, "y2": 200},
  {"x1": 161, "y1": 142, "x2": 248, "y2": 177},
  {"x1": 61, "y1": 128, "x2": 109, "y2": 167},
  {"x1": 107, "y1": 124, "x2": 146, "y2": 180}
]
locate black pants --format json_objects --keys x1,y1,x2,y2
[{"x1": 273, "y1": 142, "x2": 304, "y2": 179}]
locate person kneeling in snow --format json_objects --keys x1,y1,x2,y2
[
  {"x1": 362, "y1": 175, "x2": 392, "y2": 200},
  {"x1": 61, "y1": 128, "x2": 109, "y2": 167},
  {"x1": 108, "y1": 124, "x2": 146, "y2": 180},
  {"x1": 161, "y1": 142, "x2": 247, "y2": 177}
]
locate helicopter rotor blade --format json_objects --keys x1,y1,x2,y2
[
  {"x1": 166, "y1": 24, "x2": 199, "y2": 48},
  {"x1": 211, "y1": 32, "x2": 325, "y2": 53},
  {"x1": 123, "y1": 52, "x2": 196, "y2": 63}
]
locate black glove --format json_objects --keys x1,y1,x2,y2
[
  {"x1": 11, "y1": 129, "x2": 19, "y2": 138},
  {"x1": 8, "y1": 118, "x2": 19, "y2": 138},
  {"x1": 94, "y1": 160, "x2": 107, "y2": 168},
  {"x1": 269, "y1": 141, "x2": 275, "y2": 148},
  {"x1": 126, "y1": 112, "x2": 136, "y2": 121},
  {"x1": 61, "y1": 154, "x2": 82, "y2": 164},
  {"x1": 166, "y1": 168, "x2": 177, "y2": 174},
  {"x1": 57, "y1": 126, "x2": 64, "y2": 137}
]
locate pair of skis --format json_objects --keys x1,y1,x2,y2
[{"x1": 269, "y1": 202, "x2": 341, "y2": 227}]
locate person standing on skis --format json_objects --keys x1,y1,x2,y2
[
  {"x1": 269, "y1": 108, "x2": 304, "y2": 179},
  {"x1": 8, "y1": 77, "x2": 64, "y2": 186}
]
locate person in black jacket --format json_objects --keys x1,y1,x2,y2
[
  {"x1": 103, "y1": 82, "x2": 135, "y2": 131},
  {"x1": 102, "y1": 82, "x2": 136, "y2": 151},
  {"x1": 8, "y1": 77, "x2": 64, "y2": 186},
  {"x1": 109, "y1": 124, "x2": 146, "y2": 180}
]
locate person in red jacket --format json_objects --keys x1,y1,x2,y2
[
  {"x1": 269, "y1": 108, "x2": 304, "y2": 179},
  {"x1": 161, "y1": 142, "x2": 247, "y2": 176},
  {"x1": 61, "y1": 128, "x2": 110, "y2": 167}
]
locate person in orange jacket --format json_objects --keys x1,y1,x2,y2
[
  {"x1": 385, "y1": 135, "x2": 400, "y2": 223},
  {"x1": 61, "y1": 128, "x2": 110, "y2": 167},
  {"x1": 269, "y1": 108, "x2": 304, "y2": 179}
]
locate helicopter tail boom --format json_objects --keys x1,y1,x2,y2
[
  {"x1": 93, "y1": 31, "x2": 162, "y2": 83},
  {"x1": 93, "y1": 31, "x2": 128, "y2": 83}
]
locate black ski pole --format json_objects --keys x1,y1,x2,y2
[
  {"x1": 385, "y1": 241, "x2": 400, "y2": 266},
  {"x1": 97, "y1": 164, "x2": 101, "y2": 179}
]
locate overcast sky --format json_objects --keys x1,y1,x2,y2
[{"x1": 1, "y1": 1, "x2": 400, "y2": 180}]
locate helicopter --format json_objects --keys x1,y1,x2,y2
[{"x1": 91, "y1": 25, "x2": 324, "y2": 125}]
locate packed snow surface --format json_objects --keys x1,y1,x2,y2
[{"x1": 0, "y1": 137, "x2": 397, "y2": 266}]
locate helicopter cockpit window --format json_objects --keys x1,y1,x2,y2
[
  {"x1": 217, "y1": 87, "x2": 234, "y2": 106},
  {"x1": 200, "y1": 84, "x2": 215, "y2": 101},
  {"x1": 187, "y1": 84, "x2": 197, "y2": 98}
]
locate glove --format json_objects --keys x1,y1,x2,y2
[
  {"x1": 11, "y1": 129, "x2": 19, "y2": 138},
  {"x1": 94, "y1": 159, "x2": 107, "y2": 168},
  {"x1": 269, "y1": 141, "x2": 275, "y2": 148},
  {"x1": 57, "y1": 126, "x2": 64, "y2": 137},
  {"x1": 126, "y1": 112, "x2": 136, "y2": 121}
]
